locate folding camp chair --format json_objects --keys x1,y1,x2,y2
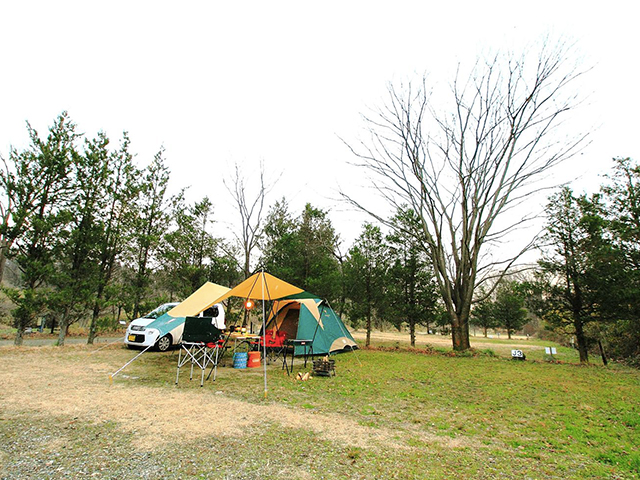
[
  {"x1": 260, "y1": 329, "x2": 287, "y2": 364},
  {"x1": 175, "y1": 316, "x2": 223, "y2": 387}
]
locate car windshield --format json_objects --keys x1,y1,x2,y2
[{"x1": 143, "y1": 303, "x2": 178, "y2": 319}]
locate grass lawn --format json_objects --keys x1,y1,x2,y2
[{"x1": 0, "y1": 332, "x2": 638, "y2": 479}]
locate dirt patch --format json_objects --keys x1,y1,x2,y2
[{"x1": 0, "y1": 345, "x2": 463, "y2": 452}]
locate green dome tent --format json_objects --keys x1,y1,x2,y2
[{"x1": 266, "y1": 297, "x2": 358, "y2": 356}]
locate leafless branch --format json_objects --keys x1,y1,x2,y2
[{"x1": 341, "y1": 42, "x2": 588, "y2": 350}]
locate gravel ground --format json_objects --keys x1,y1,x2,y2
[
  {"x1": 0, "y1": 415, "x2": 167, "y2": 479},
  {"x1": 0, "y1": 336, "x2": 123, "y2": 347}
]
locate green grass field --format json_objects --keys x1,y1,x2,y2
[{"x1": 0, "y1": 333, "x2": 638, "y2": 479}]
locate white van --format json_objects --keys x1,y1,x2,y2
[
  {"x1": 124, "y1": 303, "x2": 180, "y2": 351},
  {"x1": 124, "y1": 302, "x2": 226, "y2": 351}
]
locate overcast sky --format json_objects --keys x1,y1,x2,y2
[{"x1": 1, "y1": 1, "x2": 638, "y2": 250}]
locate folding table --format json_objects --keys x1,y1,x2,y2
[{"x1": 282, "y1": 339, "x2": 313, "y2": 375}]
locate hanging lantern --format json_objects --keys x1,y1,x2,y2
[{"x1": 244, "y1": 299, "x2": 255, "y2": 311}]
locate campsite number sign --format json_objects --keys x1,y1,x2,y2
[{"x1": 511, "y1": 349, "x2": 525, "y2": 360}]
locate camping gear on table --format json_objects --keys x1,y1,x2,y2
[
  {"x1": 209, "y1": 272, "x2": 310, "y2": 398},
  {"x1": 206, "y1": 271, "x2": 358, "y2": 398}
]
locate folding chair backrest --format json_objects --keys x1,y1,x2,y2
[
  {"x1": 183, "y1": 316, "x2": 222, "y2": 343},
  {"x1": 262, "y1": 330, "x2": 286, "y2": 347}
]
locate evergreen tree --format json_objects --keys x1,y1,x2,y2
[
  {"x1": 597, "y1": 158, "x2": 640, "y2": 362},
  {"x1": 87, "y1": 133, "x2": 140, "y2": 343},
  {"x1": 491, "y1": 281, "x2": 529, "y2": 339},
  {"x1": 160, "y1": 194, "x2": 220, "y2": 299},
  {"x1": 53, "y1": 132, "x2": 112, "y2": 345},
  {"x1": 3, "y1": 113, "x2": 79, "y2": 345},
  {"x1": 296, "y1": 204, "x2": 341, "y2": 301},
  {"x1": 260, "y1": 198, "x2": 299, "y2": 281},
  {"x1": 470, "y1": 293, "x2": 497, "y2": 338},
  {"x1": 539, "y1": 188, "x2": 599, "y2": 362},
  {"x1": 127, "y1": 149, "x2": 170, "y2": 318},
  {"x1": 386, "y1": 208, "x2": 438, "y2": 347},
  {"x1": 261, "y1": 202, "x2": 341, "y2": 302},
  {"x1": 344, "y1": 223, "x2": 388, "y2": 347}
]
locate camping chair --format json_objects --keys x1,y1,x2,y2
[
  {"x1": 205, "y1": 336, "x2": 230, "y2": 380},
  {"x1": 175, "y1": 316, "x2": 224, "y2": 387},
  {"x1": 260, "y1": 329, "x2": 287, "y2": 364}
]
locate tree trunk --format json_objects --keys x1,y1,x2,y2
[
  {"x1": 87, "y1": 304, "x2": 100, "y2": 345},
  {"x1": 13, "y1": 308, "x2": 31, "y2": 346},
  {"x1": 244, "y1": 252, "x2": 250, "y2": 280},
  {"x1": 0, "y1": 244, "x2": 7, "y2": 285},
  {"x1": 89, "y1": 265, "x2": 112, "y2": 345},
  {"x1": 409, "y1": 320, "x2": 416, "y2": 347},
  {"x1": 451, "y1": 313, "x2": 471, "y2": 351},
  {"x1": 365, "y1": 313, "x2": 371, "y2": 347},
  {"x1": 57, "y1": 316, "x2": 69, "y2": 347},
  {"x1": 483, "y1": 326, "x2": 487, "y2": 337},
  {"x1": 14, "y1": 327, "x2": 24, "y2": 346},
  {"x1": 573, "y1": 315, "x2": 589, "y2": 363},
  {"x1": 598, "y1": 339, "x2": 608, "y2": 366}
]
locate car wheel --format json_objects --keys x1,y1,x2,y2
[{"x1": 156, "y1": 335, "x2": 172, "y2": 352}]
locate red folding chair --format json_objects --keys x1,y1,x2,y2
[{"x1": 260, "y1": 329, "x2": 287, "y2": 364}]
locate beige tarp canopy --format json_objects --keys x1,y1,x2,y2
[
  {"x1": 167, "y1": 282, "x2": 231, "y2": 318},
  {"x1": 212, "y1": 272, "x2": 304, "y2": 303}
]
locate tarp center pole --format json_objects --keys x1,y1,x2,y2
[{"x1": 261, "y1": 268, "x2": 268, "y2": 399}]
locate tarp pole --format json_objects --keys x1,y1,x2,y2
[
  {"x1": 261, "y1": 268, "x2": 268, "y2": 399},
  {"x1": 109, "y1": 344, "x2": 154, "y2": 383}
]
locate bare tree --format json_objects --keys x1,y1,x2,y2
[
  {"x1": 224, "y1": 162, "x2": 275, "y2": 279},
  {"x1": 342, "y1": 43, "x2": 588, "y2": 351}
]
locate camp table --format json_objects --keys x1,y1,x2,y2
[
  {"x1": 282, "y1": 339, "x2": 313, "y2": 375},
  {"x1": 205, "y1": 332, "x2": 260, "y2": 372},
  {"x1": 228, "y1": 333, "x2": 261, "y2": 354}
]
